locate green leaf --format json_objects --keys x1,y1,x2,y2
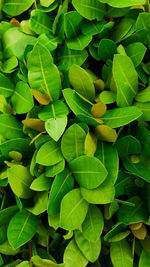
[
  {"x1": 48, "y1": 168, "x2": 74, "y2": 215},
  {"x1": 135, "y1": 101, "x2": 150, "y2": 121},
  {"x1": 110, "y1": 239, "x2": 133, "y2": 267},
  {"x1": 31, "y1": 255, "x2": 65, "y2": 266},
  {"x1": 111, "y1": 17, "x2": 135, "y2": 43},
  {"x1": 104, "y1": 222, "x2": 126, "y2": 242},
  {"x1": 136, "y1": 126, "x2": 150, "y2": 156},
  {"x1": 61, "y1": 124, "x2": 86, "y2": 162},
  {"x1": 82, "y1": 205, "x2": 104, "y2": 242},
  {"x1": 2, "y1": 0, "x2": 35, "y2": 16},
  {"x1": 118, "y1": 196, "x2": 148, "y2": 225},
  {"x1": 46, "y1": 159, "x2": 65, "y2": 177},
  {"x1": 3, "y1": 28, "x2": 36, "y2": 60},
  {"x1": 29, "y1": 10, "x2": 52, "y2": 35},
  {"x1": 66, "y1": 33, "x2": 92, "y2": 51},
  {"x1": 98, "y1": 0, "x2": 145, "y2": 8},
  {"x1": 136, "y1": 12, "x2": 150, "y2": 37},
  {"x1": 139, "y1": 250, "x2": 150, "y2": 267},
  {"x1": 64, "y1": 239, "x2": 88, "y2": 267},
  {"x1": 113, "y1": 54, "x2": 138, "y2": 107},
  {"x1": 40, "y1": 0, "x2": 55, "y2": 7},
  {"x1": 98, "y1": 39, "x2": 117, "y2": 61},
  {"x1": 28, "y1": 43, "x2": 61, "y2": 101},
  {"x1": 81, "y1": 20, "x2": 106, "y2": 36},
  {"x1": 81, "y1": 179, "x2": 115, "y2": 204},
  {"x1": 75, "y1": 230, "x2": 101, "y2": 263},
  {"x1": 63, "y1": 89, "x2": 92, "y2": 116},
  {"x1": 64, "y1": 11, "x2": 83, "y2": 39},
  {"x1": 28, "y1": 191, "x2": 48, "y2": 215},
  {"x1": 135, "y1": 86, "x2": 150, "y2": 103},
  {"x1": 126, "y1": 42, "x2": 146, "y2": 67},
  {"x1": 95, "y1": 141, "x2": 119, "y2": 184},
  {"x1": 0, "y1": 241, "x2": 20, "y2": 255},
  {"x1": 36, "y1": 139, "x2": 63, "y2": 166},
  {"x1": 72, "y1": 0, "x2": 106, "y2": 21},
  {"x1": 0, "y1": 73, "x2": 14, "y2": 97},
  {"x1": 0, "y1": 56, "x2": 18, "y2": 73},
  {"x1": 60, "y1": 188, "x2": 88, "y2": 230},
  {"x1": 115, "y1": 135, "x2": 141, "y2": 158},
  {"x1": 101, "y1": 106, "x2": 142, "y2": 128},
  {"x1": 38, "y1": 100, "x2": 69, "y2": 121},
  {"x1": 69, "y1": 65, "x2": 95, "y2": 101},
  {"x1": 0, "y1": 114, "x2": 24, "y2": 139},
  {"x1": 45, "y1": 116, "x2": 67, "y2": 142},
  {"x1": 99, "y1": 90, "x2": 116, "y2": 104},
  {"x1": 30, "y1": 173, "x2": 52, "y2": 191},
  {"x1": 69, "y1": 155, "x2": 107, "y2": 189},
  {"x1": 7, "y1": 210, "x2": 38, "y2": 249},
  {"x1": 8, "y1": 165, "x2": 34, "y2": 199},
  {"x1": 11, "y1": 81, "x2": 34, "y2": 114},
  {"x1": 0, "y1": 206, "x2": 18, "y2": 226},
  {"x1": 38, "y1": 33, "x2": 60, "y2": 51}
]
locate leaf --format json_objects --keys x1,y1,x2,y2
[
  {"x1": 135, "y1": 86, "x2": 150, "y2": 103},
  {"x1": 8, "y1": 165, "x2": 34, "y2": 199},
  {"x1": 113, "y1": 54, "x2": 138, "y2": 107},
  {"x1": 139, "y1": 250, "x2": 150, "y2": 267},
  {"x1": 81, "y1": 179, "x2": 115, "y2": 204},
  {"x1": 63, "y1": 89, "x2": 92, "y2": 116},
  {"x1": 0, "y1": 73, "x2": 14, "y2": 97},
  {"x1": 30, "y1": 173, "x2": 52, "y2": 191},
  {"x1": 29, "y1": 10, "x2": 52, "y2": 35},
  {"x1": 64, "y1": 11, "x2": 83, "y2": 39},
  {"x1": 11, "y1": 81, "x2": 34, "y2": 114},
  {"x1": 66, "y1": 33, "x2": 92, "y2": 51},
  {"x1": 95, "y1": 125, "x2": 118, "y2": 142},
  {"x1": 40, "y1": 0, "x2": 55, "y2": 7},
  {"x1": 2, "y1": 0, "x2": 35, "y2": 16},
  {"x1": 126, "y1": 42, "x2": 146, "y2": 67},
  {"x1": 99, "y1": 90, "x2": 116, "y2": 104},
  {"x1": 31, "y1": 89, "x2": 51, "y2": 105},
  {"x1": 98, "y1": 0, "x2": 145, "y2": 8},
  {"x1": 0, "y1": 206, "x2": 18, "y2": 226},
  {"x1": 95, "y1": 141, "x2": 119, "y2": 184},
  {"x1": 135, "y1": 101, "x2": 150, "y2": 121},
  {"x1": 74, "y1": 230, "x2": 101, "y2": 263},
  {"x1": 60, "y1": 188, "x2": 88, "y2": 230},
  {"x1": 22, "y1": 119, "x2": 45, "y2": 132},
  {"x1": 129, "y1": 222, "x2": 143, "y2": 230},
  {"x1": 110, "y1": 239, "x2": 133, "y2": 267},
  {"x1": 72, "y1": 0, "x2": 106, "y2": 21},
  {"x1": 123, "y1": 159, "x2": 150, "y2": 183},
  {"x1": 115, "y1": 135, "x2": 141, "y2": 158},
  {"x1": 38, "y1": 33, "x2": 61, "y2": 52},
  {"x1": 7, "y1": 210, "x2": 38, "y2": 249},
  {"x1": 28, "y1": 191, "x2": 48, "y2": 215},
  {"x1": 36, "y1": 139, "x2": 63, "y2": 166},
  {"x1": 61, "y1": 124, "x2": 86, "y2": 162},
  {"x1": 69, "y1": 65, "x2": 95, "y2": 101},
  {"x1": 91, "y1": 102, "x2": 106, "y2": 117},
  {"x1": 131, "y1": 224, "x2": 147, "y2": 240},
  {"x1": 63, "y1": 239, "x2": 88, "y2": 267},
  {"x1": 28, "y1": 43, "x2": 61, "y2": 101},
  {"x1": 118, "y1": 196, "x2": 148, "y2": 225},
  {"x1": 0, "y1": 114, "x2": 24, "y2": 139},
  {"x1": 81, "y1": 20, "x2": 107, "y2": 36},
  {"x1": 84, "y1": 132, "x2": 97, "y2": 157},
  {"x1": 48, "y1": 168, "x2": 74, "y2": 215},
  {"x1": 45, "y1": 116, "x2": 67, "y2": 142},
  {"x1": 82, "y1": 205, "x2": 104, "y2": 242},
  {"x1": 101, "y1": 106, "x2": 142, "y2": 128},
  {"x1": 31, "y1": 255, "x2": 65, "y2": 267},
  {"x1": 69, "y1": 155, "x2": 107, "y2": 189},
  {"x1": 0, "y1": 241, "x2": 20, "y2": 255},
  {"x1": 98, "y1": 39, "x2": 117, "y2": 61},
  {"x1": 39, "y1": 100, "x2": 69, "y2": 121},
  {"x1": 3, "y1": 27, "x2": 36, "y2": 60},
  {"x1": 46, "y1": 159, "x2": 65, "y2": 177}
]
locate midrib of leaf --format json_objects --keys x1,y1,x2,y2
[
  {"x1": 74, "y1": 128, "x2": 79, "y2": 158},
  {"x1": 78, "y1": 72, "x2": 89, "y2": 99},
  {"x1": 37, "y1": 49, "x2": 53, "y2": 100},
  {"x1": 115, "y1": 177, "x2": 131, "y2": 188},
  {"x1": 102, "y1": 113, "x2": 139, "y2": 120},
  {"x1": 72, "y1": 171, "x2": 102, "y2": 174},
  {"x1": 43, "y1": 146, "x2": 60, "y2": 160},
  {"x1": 80, "y1": 3, "x2": 105, "y2": 13},
  {"x1": 67, "y1": 17, "x2": 77, "y2": 36},
  {"x1": 66, "y1": 197, "x2": 84, "y2": 219},
  {"x1": 0, "y1": 122, "x2": 22, "y2": 131},
  {"x1": 0, "y1": 86, "x2": 14, "y2": 92},
  {"x1": 128, "y1": 162, "x2": 150, "y2": 180},
  {"x1": 16, "y1": 214, "x2": 30, "y2": 245}
]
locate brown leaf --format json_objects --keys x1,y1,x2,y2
[
  {"x1": 131, "y1": 224, "x2": 147, "y2": 240},
  {"x1": 10, "y1": 18, "x2": 20, "y2": 27},
  {"x1": 31, "y1": 89, "x2": 51, "y2": 105},
  {"x1": 22, "y1": 119, "x2": 45, "y2": 132},
  {"x1": 129, "y1": 222, "x2": 143, "y2": 230},
  {"x1": 91, "y1": 102, "x2": 107, "y2": 118}
]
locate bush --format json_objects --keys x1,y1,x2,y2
[{"x1": 0, "y1": 0, "x2": 150, "y2": 266}]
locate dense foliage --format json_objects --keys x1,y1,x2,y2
[{"x1": 0, "y1": 0, "x2": 150, "y2": 266}]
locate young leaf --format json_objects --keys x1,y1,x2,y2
[
  {"x1": 8, "y1": 165, "x2": 34, "y2": 199},
  {"x1": 48, "y1": 168, "x2": 74, "y2": 215},
  {"x1": 45, "y1": 116, "x2": 67, "y2": 142},
  {"x1": 61, "y1": 124, "x2": 86, "y2": 162},
  {"x1": 11, "y1": 81, "x2": 34, "y2": 114},
  {"x1": 113, "y1": 54, "x2": 138, "y2": 107},
  {"x1": 69, "y1": 65, "x2": 95, "y2": 101},
  {"x1": 60, "y1": 188, "x2": 88, "y2": 230},
  {"x1": 7, "y1": 210, "x2": 38, "y2": 249},
  {"x1": 69, "y1": 155, "x2": 108, "y2": 189}
]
